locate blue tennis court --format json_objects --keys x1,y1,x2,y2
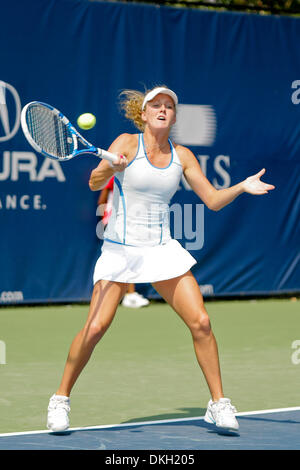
[{"x1": 0, "y1": 407, "x2": 299, "y2": 450}]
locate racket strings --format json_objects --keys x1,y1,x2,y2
[{"x1": 26, "y1": 105, "x2": 74, "y2": 158}]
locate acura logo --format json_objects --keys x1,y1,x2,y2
[{"x1": 0, "y1": 80, "x2": 21, "y2": 142}]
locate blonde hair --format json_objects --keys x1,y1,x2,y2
[
  {"x1": 119, "y1": 89, "x2": 145, "y2": 131},
  {"x1": 118, "y1": 85, "x2": 172, "y2": 132}
]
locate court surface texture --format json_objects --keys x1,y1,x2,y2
[
  {"x1": 0, "y1": 407, "x2": 300, "y2": 450},
  {"x1": 0, "y1": 298, "x2": 299, "y2": 450}
]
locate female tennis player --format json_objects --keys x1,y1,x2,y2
[{"x1": 47, "y1": 86, "x2": 275, "y2": 434}]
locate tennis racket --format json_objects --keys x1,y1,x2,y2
[{"x1": 21, "y1": 101, "x2": 119, "y2": 164}]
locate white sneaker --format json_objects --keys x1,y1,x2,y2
[
  {"x1": 204, "y1": 398, "x2": 239, "y2": 432},
  {"x1": 121, "y1": 292, "x2": 150, "y2": 308},
  {"x1": 47, "y1": 394, "x2": 70, "y2": 432}
]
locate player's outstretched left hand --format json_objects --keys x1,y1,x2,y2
[{"x1": 243, "y1": 168, "x2": 275, "y2": 195}]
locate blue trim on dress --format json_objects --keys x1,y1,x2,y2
[
  {"x1": 141, "y1": 134, "x2": 173, "y2": 170},
  {"x1": 126, "y1": 133, "x2": 141, "y2": 167},
  {"x1": 104, "y1": 238, "x2": 135, "y2": 247},
  {"x1": 113, "y1": 176, "x2": 126, "y2": 245},
  {"x1": 159, "y1": 223, "x2": 163, "y2": 244}
]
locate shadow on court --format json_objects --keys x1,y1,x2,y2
[
  {"x1": 0, "y1": 409, "x2": 299, "y2": 450},
  {"x1": 122, "y1": 407, "x2": 207, "y2": 424}
]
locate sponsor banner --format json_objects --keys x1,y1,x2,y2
[
  {"x1": 0, "y1": 0, "x2": 299, "y2": 303},
  {"x1": 0, "y1": 291, "x2": 23, "y2": 303}
]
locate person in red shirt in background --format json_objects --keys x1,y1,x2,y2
[{"x1": 97, "y1": 176, "x2": 150, "y2": 308}]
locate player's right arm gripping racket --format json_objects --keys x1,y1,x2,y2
[{"x1": 21, "y1": 101, "x2": 119, "y2": 164}]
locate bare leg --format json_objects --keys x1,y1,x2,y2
[
  {"x1": 127, "y1": 283, "x2": 135, "y2": 294},
  {"x1": 152, "y1": 271, "x2": 224, "y2": 401},
  {"x1": 56, "y1": 280, "x2": 128, "y2": 397}
]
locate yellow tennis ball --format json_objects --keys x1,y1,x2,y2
[{"x1": 77, "y1": 113, "x2": 96, "y2": 130}]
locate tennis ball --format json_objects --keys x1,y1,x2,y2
[{"x1": 77, "y1": 113, "x2": 96, "y2": 130}]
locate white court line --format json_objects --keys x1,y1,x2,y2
[{"x1": 0, "y1": 405, "x2": 300, "y2": 438}]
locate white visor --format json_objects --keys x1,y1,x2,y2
[{"x1": 142, "y1": 87, "x2": 178, "y2": 110}]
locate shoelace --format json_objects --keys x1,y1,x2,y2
[
  {"x1": 48, "y1": 399, "x2": 70, "y2": 413},
  {"x1": 215, "y1": 401, "x2": 237, "y2": 415}
]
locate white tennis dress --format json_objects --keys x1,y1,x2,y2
[{"x1": 93, "y1": 134, "x2": 196, "y2": 284}]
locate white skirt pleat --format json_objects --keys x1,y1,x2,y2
[{"x1": 93, "y1": 239, "x2": 197, "y2": 284}]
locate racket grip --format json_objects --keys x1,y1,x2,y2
[{"x1": 98, "y1": 148, "x2": 119, "y2": 164}]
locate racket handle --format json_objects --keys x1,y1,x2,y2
[{"x1": 97, "y1": 148, "x2": 119, "y2": 164}]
